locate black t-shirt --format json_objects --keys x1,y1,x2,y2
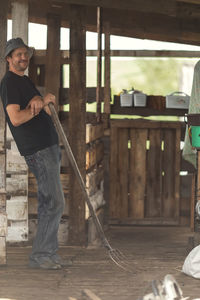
[{"x1": 0, "y1": 71, "x2": 58, "y2": 156}]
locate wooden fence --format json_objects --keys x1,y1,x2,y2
[{"x1": 109, "y1": 119, "x2": 191, "y2": 225}]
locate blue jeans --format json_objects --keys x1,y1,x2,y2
[{"x1": 25, "y1": 144, "x2": 65, "y2": 261}]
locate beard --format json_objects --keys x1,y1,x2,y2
[{"x1": 11, "y1": 60, "x2": 29, "y2": 72}]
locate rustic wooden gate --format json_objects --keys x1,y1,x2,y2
[{"x1": 110, "y1": 119, "x2": 181, "y2": 225}]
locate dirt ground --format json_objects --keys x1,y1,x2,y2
[{"x1": 0, "y1": 226, "x2": 200, "y2": 300}]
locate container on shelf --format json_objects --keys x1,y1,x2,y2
[{"x1": 166, "y1": 92, "x2": 190, "y2": 109}]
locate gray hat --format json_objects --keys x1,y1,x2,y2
[{"x1": 5, "y1": 37, "x2": 33, "y2": 58}]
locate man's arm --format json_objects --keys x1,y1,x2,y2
[
  {"x1": 6, "y1": 95, "x2": 44, "y2": 127},
  {"x1": 6, "y1": 104, "x2": 35, "y2": 127},
  {"x1": 6, "y1": 93, "x2": 56, "y2": 126}
]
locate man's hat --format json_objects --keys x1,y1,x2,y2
[{"x1": 5, "y1": 37, "x2": 33, "y2": 58}]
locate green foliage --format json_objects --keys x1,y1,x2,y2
[
  {"x1": 110, "y1": 58, "x2": 181, "y2": 96},
  {"x1": 86, "y1": 58, "x2": 182, "y2": 100}
]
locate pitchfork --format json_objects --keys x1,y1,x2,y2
[{"x1": 48, "y1": 103, "x2": 132, "y2": 272}]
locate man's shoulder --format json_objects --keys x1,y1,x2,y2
[
  {"x1": 1, "y1": 71, "x2": 22, "y2": 88},
  {"x1": 1, "y1": 71, "x2": 15, "y2": 83}
]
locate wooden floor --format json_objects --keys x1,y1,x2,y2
[{"x1": 0, "y1": 226, "x2": 200, "y2": 300}]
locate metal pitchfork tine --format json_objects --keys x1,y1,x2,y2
[{"x1": 48, "y1": 103, "x2": 133, "y2": 273}]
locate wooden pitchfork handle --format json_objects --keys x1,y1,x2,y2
[{"x1": 48, "y1": 102, "x2": 112, "y2": 250}]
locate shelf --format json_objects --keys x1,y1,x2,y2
[{"x1": 111, "y1": 96, "x2": 188, "y2": 116}]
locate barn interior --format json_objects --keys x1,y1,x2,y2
[{"x1": 1, "y1": 0, "x2": 200, "y2": 299}]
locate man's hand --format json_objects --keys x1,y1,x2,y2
[
  {"x1": 43, "y1": 93, "x2": 56, "y2": 106},
  {"x1": 27, "y1": 95, "x2": 44, "y2": 116},
  {"x1": 43, "y1": 93, "x2": 56, "y2": 115}
]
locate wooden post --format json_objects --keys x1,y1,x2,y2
[
  {"x1": 45, "y1": 13, "x2": 61, "y2": 110},
  {"x1": 0, "y1": 0, "x2": 8, "y2": 265},
  {"x1": 96, "y1": 6, "x2": 102, "y2": 123},
  {"x1": 12, "y1": 0, "x2": 28, "y2": 42},
  {"x1": 104, "y1": 22, "x2": 111, "y2": 116},
  {"x1": 69, "y1": 4, "x2": 86, "y2": 246},
  {"x1": 8, "y1": 0, "x2": 29, "y2": 243}
]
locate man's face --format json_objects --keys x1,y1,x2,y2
[{"x1": 7, "y1": 47, "x2": 30, "y2": 73}]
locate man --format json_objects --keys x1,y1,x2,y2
[{"x1": 0, "y1": 37, "x2": 71, "y2": 270}]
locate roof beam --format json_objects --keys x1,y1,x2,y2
[
  {"x1": 177, "y1": 0, "x2": 200, "y2": 4},
  {"x1": 50, "y1": 0, "x2": 176, "y2": 16},
  {"x1": 26, "y1": 1, "x2": 200, "y2": 46},
  {"x1": 33, "y1": 50, "x2": 200, "y2": 65}
]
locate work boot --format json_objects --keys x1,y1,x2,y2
[
  {"x1": 29, "y1": 256, "x2": 62, "y2": 270},
  {"x1": 50, "y1": 254, "x2": 73, "y2": 267}
]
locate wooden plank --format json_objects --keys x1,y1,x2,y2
[
  {"x1": 7, "y1": 174, "x2": 28, "y2": 195},
  {"x1": 0, "y1": 210, "x2": 7, "y2": 236},
  {"x1": 180, "y1": 174, "x2": 193, "y2": 226},
  {"x1": 45, "y1": 14, "x2": 61, "y2": 110},
  {"x1": 85, "y1": 189, "x2": 105, "y2": 219},
  {"x1": 86, "y1": 123, "x2": 104, "y2": 144},
  {"x1": 129, "y1": 129, "x2": 147, "y2": 219},
  {"x1": 86, "y1": 141, "x2": 104, "y2": 170},
  {"x1": 86, "y1": 166, "x2": 104, "y2": 196},
  {"x1": 82, "y1": 289, "x2": 102, "y2": 300},
  {"x1": 7, "y1": 221, "x2": 28, "y2": 242},
  {"x1": 146, "y1": 129, "x2": 162, "y2": 217},
  {"x1": 68, "y1": 4, "x2": 86, "y2": 246},
  {"x1": 0, "y1": 237, "x2": 6, "y2": 265},
  {"x1": 7, "y1": 149, "x2": 27, "y2": 173},
  {"x1": 0, "y1": 194, "x2": 6, "y2": 210},
  {"x1": 118, "y1": 128, "x2": 129, "y2": 218},
  {"x1": 6, "y1": 198, "x2": 28, "y2": 221},
  {"x1": 109, "y1": 217, "x2": 179, "y2": 226},
  {"x1": 162, "y1": 129, "x2": 176, "y2": 217},
  {"x1": 109, "y1": 126, "x2": 119, "y2": 218},
  {"x1": 110, "y1": 119, "x2": 182, "y2": 129},
  {"x1": 0, "y1": 154, "x2": 6, "y2": 196},
  {"x1": 110, "y1": 104, "x2": 187, "y2": 117}
]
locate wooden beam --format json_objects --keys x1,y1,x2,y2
[
  {"x1": 104, "y1": 22, "x2": 111, "y2": 115},
  {"x1": 12, "y1": 0, "x2": 28, "y2": 42},
  {"x1": 177, "y1": 1, "x2": 200, "y2": 18},
  {"x1": 177, "y1": 0, "x2": 200, "y2": 5},
  {"x1": 51, "y1": 0, "x2": 176, "y2": 16},
  {"x1": 33, "y1": 50, "x2": 200, "y2": 64},
  {"x1": 68, "y1": 4, "x2": 86, "y2": 246},
  {"x1": 0, "y1": 0, "x2": 8, "y2": 266},
  {"x1": 24, "y1": 1, "x2": 200, "y2": 46},
  {"x1": 96, "y1": 6, "x2": 102, "y2": 123},
  {"x1": 44, "y1": 13, "x2": 61, "y2": 109},
  {"x1": 102, "y1": 7, "x2": 200, "y2": 45}
]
